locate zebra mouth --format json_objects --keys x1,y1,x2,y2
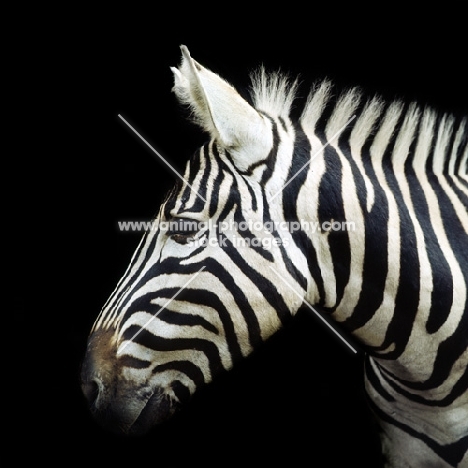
[{"x1": 128, "y1": 391, "x2": 179, "y2": 436}]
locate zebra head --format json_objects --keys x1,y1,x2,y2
[{"x1": 81, "y1": 46, "x2": 311, "y2": 435}]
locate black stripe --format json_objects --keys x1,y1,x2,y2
[
  {"x1": 314, "y1": 89, "x2": 337, "y2": 142},
  {"x1": 445, "y1": 173, "x2": 468, "y2": 209},
  {"x1": 443, "y1": 116, "x2": 457, "y2": 174},
  {"x1": 204, "y1": 255, "x2": 264, "y2": 348},
  {"x1": 126, "y1": 291, "x2": 219, "y2": 334},
  {"x1": 178, "y1": 154, "x2": 197, "y2": 211},
  {"x1": 118, "y1": 355, "x2": 152, "y2": 369},
  {"x1": 153, "y1": 360, "x2": 205, "y2": 387},
  {"x1": 162, "y1": 181, "x2": 183, "y2": 217},
  {"x1": 208, "y1": 143, "x2": 223, "y2": 217},
  {"x1": 182, "y1": 145, "x2": 210, "y2": 214},
  {"x1": 237, "y1": 114, "x2": 279, "y2": 178},
  {"x1": 232, "y1": 209, "x2": 274, "y2": 262},
  {"x1": 364, "y1": 356, "x2": 395, "y2": 403},
  {"x1": 316, "y1": 144, "x2": 351, "y2": 310},
  {"x1": 453, "y1": 119, "x2": 468, "y2": 175},
  {"x1": 122, "y1": 325, "x2": 223, "y2": 378},
  {"x1": 156, "y1": 287, "x2": 244, "y2": 363},
  {"x1": 378, "y1": 361, "x2": 468, "y2": 407},
  {"x1": 157, "y1": 308, "x2": 219, "y2": 334},
  {"x1": 424, "y1": 178, "x2": 464, "y2": 335},
  {"x1": 418, "y1": 319, "x2": 468, "y2": 395},
  {"x1": 171, "y1": 380, "x2": 191, "y2": 404},
  {"x1": 337, "y1": 103, "x2": 370, "y2": 214},
  {"x1": 283, "y1": 127, "x2": 320, "y2": 293},
  {"x1": 260, "y1": 118, "x2": 280, "y2": 186},
  {"x1": 220, "y1": 236, "x2": 292, "y2": 327},
  {"x1": 342, "y1": 137, "x2": 389, "y2": 333},
  {"x1": 403, "y1": 135, "x2": 454, "y2": 335},
  {"x1": 278, "y1": 116, "x2": 288, "y2": 132},
  {"x1": 370, "y1": 105, "x2": 420, "y2": 357}
]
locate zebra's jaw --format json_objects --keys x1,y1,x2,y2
[{"x1": 80, "y1": 328, "x2": 183, "y2": 435}]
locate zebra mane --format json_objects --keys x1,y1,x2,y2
[
  {"x1": 249, "y1": 70, "x2": 467, "y2": 174},
  {"x1": 248, "y1": 68, "x2": 298, "y2": 119}
]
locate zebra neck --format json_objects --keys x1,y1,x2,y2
[{"x1": 296, "y1": 103, "x2": 468, "y2": 356}]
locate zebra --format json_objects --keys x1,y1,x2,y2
[{"x1": 81, "y1": 45, "x2": 468, "y2": 467}]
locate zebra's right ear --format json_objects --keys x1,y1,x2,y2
[{"x1": 171, "y1": 45, "x2": 273, "y2": 171}]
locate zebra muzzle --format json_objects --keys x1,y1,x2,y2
[
  {"x1": 80, "y1": 329, "x2": 180, "y2": 435},
  {"x1": 81, "y1": 366, "x2": 177, "y2": 436}
]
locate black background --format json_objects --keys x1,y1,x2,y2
[{"x1": 19, "y1": 8, "x2": 467, "y2": 466}]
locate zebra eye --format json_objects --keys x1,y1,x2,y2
[{"x1": 166, "y1": 218, "x2": 200, "y2": 244}]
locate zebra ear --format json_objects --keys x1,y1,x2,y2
[{"x1": 171, "y1": 45, "x2": 273, "y2": 169}]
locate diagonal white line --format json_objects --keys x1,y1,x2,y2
[
  {"x1": 269, "y1": 266, "x2": 358, "y2": 354},
  {"x1": 268, "y1": 115, "x2": 356, "y2": 202},
  {"x1": 118, "y1": 114, "x2": 207, "y2": 203},
  {"x1": 117, "y1": 266, "x2": 206, "y2": 355}
]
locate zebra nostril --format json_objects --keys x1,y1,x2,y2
[{"x1": 82, "y1": 377, "x2": 101, "y2": 408}]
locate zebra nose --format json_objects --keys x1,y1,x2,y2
[
  {"x1": 81, "y1": 372, "x2": 102, "y2": 409},
  {"x1": 81, "y1": 328, "x2": 118, "y2": 411},
  {"x1": 80, "y1": 354, "x2": 105, "y2": 411},
  {"x1": 80, "y1": 358, "x2": 128, "y2": 434}
]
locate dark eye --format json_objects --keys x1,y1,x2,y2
[{"x1": 166, "y1": 218, "x2": 200, "y2": 244}]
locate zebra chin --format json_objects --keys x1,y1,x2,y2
[
  {"x1": 121, "y1": 390, "x2": 180, "y2": 436},
  {"x1": 84, "y1": 384, "x2": 182, "y2": 436}
]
